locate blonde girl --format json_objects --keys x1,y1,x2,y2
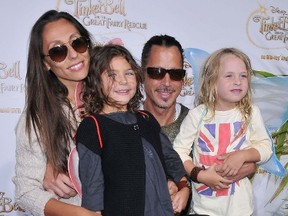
[{"x1": 173, "y1": 48, "x2": 272, "y2": 216}]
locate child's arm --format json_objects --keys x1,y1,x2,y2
[
  {"x1": 76, "y1": 117, "x2": 104, "y2": 212},
  {"x1": 159, "y1": 131, "x2": 190, "y2": 213},
  {"x1": 216, "y1": 148, "x2": 260, "y2": 177},
  {"x1": 184, "y1": 160, "x2": 232, "y2": 190},
  {"x1": 217, "y1": 105, "x2": 272, "y2": 177},
  {"x1": 173, "y1": 109, "x2": 197, "y2": 164},
  {"x1": 77, "y1": 142, "x2": 104, "y2": 211},
  {"x1": 217, "y1": 161, "x2": 257, "y2": 181},
  {"x1": 248, "y1": 105, "x2": 273, "y2": 164}
]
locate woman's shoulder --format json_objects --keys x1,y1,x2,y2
[
  {"x1": 15, "y1": 110, "x2": 26, "y2": 129},
  {"x1": 15, "y1": 110, "x2": 46, "y2": 152},
  {"x1": 15, "y1": 110, "x2": 30, "y2": 138}
]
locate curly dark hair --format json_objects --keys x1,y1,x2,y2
[{"x1": 83, "y1": 44, "x2": 143, "y2": 114}]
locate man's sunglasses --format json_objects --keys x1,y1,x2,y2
[
  {"x1": 146, "y1": 67, "x2": 186, "y2": 81},
  {"x1": 43, "y1": 37, "x2": 89, "y2": 62}
]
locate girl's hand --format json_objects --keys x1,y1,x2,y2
[
  {"x1": 197, "y1": 163, "x2": 233, "y2": 190},
  {"x1": 217, "y1": 151, "x2": 246, "y2": 177}
]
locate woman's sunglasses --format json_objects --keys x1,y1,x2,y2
[
  {"x1": 43, "y1": 37, "x2": 89, "y2": 62},
  {"x1": 146, "y1": 67, "x2": 186, "y2": 81}
]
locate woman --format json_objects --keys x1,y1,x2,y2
[{"x1": 12, "y1": 10, "x2": 100, "y2": 216}]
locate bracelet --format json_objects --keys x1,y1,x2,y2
[
  {"x1": 190, "y1": 166, "x2": 205, "y2": 183},
  {"x1": 177, "y1": 180, "x2": 191, "y2": 191}
]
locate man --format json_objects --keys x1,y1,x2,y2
[
  {"x1": 141, "y1": 34, "x2": 256, "y2": 216},
  {"x1": 141, "y1": 35, "x2": 189, "y2": 143},
  {"x1": 141, "y1": 34, "x2": 192, "y2": 215}
]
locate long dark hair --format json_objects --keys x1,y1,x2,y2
[
  {"x1": 83, "y1": 45, "x2": 143, "y2": 114},
  {"x1": 25, "y1": 10, "x2": 93, "y2": 173}
]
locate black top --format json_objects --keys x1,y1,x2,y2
[{"x1": 76, "y1": 111, "x2": 185, "y2": 216}]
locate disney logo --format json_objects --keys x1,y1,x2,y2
[{"x1": 270, "y1": 6, "x2": 287, "y2": 16}]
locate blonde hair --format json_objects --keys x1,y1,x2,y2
[{"x1": 196, "y1": 47, "x2": 254, "y2": 126}]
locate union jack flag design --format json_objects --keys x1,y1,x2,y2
[{"x1": 196, "y1": 121, "x2": 246, "y2": 196}]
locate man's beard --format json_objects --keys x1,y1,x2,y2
[
  {"x1": 151, "y1": 97, "x2": 174, "y2": 109},
  {"x1": 153, "y1": 86, "x2": 175, "y2": 109}
]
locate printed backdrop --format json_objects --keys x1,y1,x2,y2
[{"x1": 0, "y1": 0, "x2": 288, "y2": 215}]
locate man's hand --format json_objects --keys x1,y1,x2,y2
[{"x1": 43, "y1": 162, "x2": 77, "y2": 198}]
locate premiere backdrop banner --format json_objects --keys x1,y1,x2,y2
[{"x1": 1, "y1": 0, "x2": 288, "y2": 215}]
